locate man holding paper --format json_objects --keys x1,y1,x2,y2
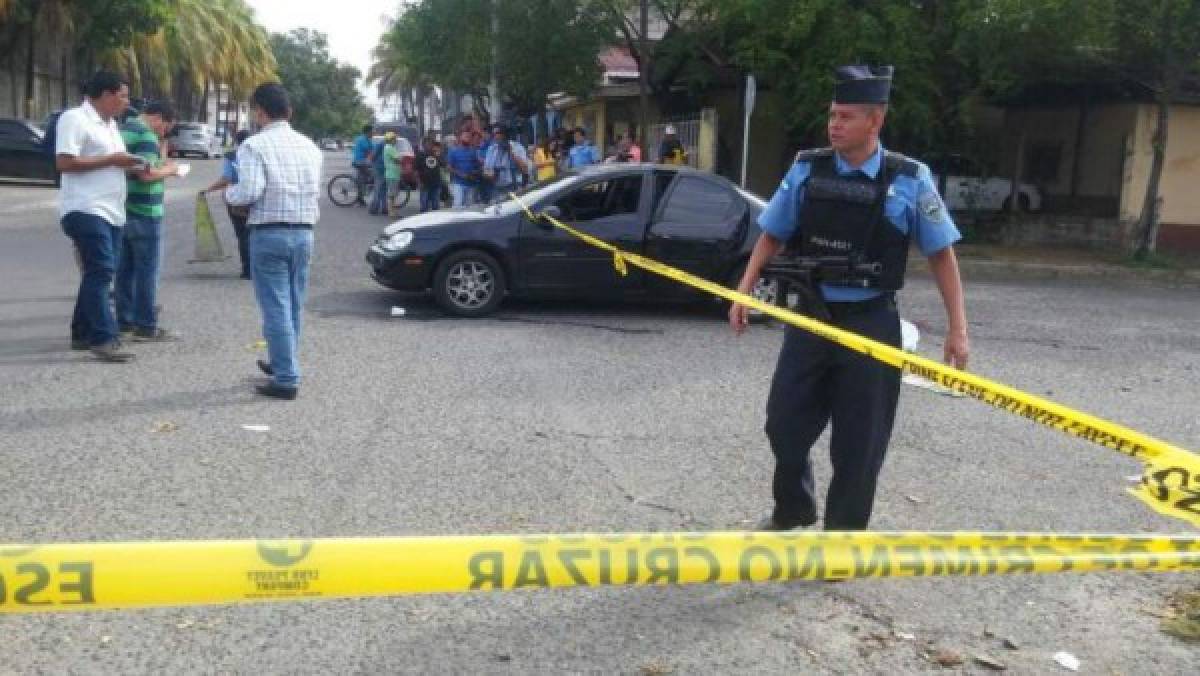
[{"x1": 116, "y1": 100, "x2": 187, "y2": 342}]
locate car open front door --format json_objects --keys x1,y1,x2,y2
[
  {"x1": 516, "y1": 173, "x2": 649, "y2": 296},
  {"x1": 643, "y1": 174, "x2": 747, "y2": 298}
]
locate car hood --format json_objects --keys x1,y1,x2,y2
[{"x1": 382, "y1": 207, "x2": 498, "y2": 235}]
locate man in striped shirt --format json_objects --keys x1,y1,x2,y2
[
  {"x1": 225, "y1": 83, "x2": 323, "y2": 400},
  {"x1": 117, "y1": 101, "x2": 182, "y2": 342}
]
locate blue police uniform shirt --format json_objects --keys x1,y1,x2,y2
[
  {"x1": 757, "y1": 144, "x2": 961, "y2": 302},
  {"x1": 221, "y1": 155, "x2": 238, "y2": 183}
]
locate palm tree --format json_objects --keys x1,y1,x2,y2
[
  {"x1": 368, "y1": 21, "x2": 434, "y2": 134},
  {"x1": 99, "y1": 0, "x2": 275, "y2": 126},
  {"x1": 0, "y1": 0, "x2": 74, "y2": 116}
]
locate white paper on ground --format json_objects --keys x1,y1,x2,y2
[
  {"x1": 902, "y1": 373, "x2": 967, "y2": 398},
  {"x1": 900, "y1": 318, "x2": 919, "y2": 352},
  {"x1": 1052, "y1": 652, "x2": 1080, "y2": 672},
  {"x1": 241, "y1": 424, "x2": 270, "y2": 432},
  {"x1": 175, "y1": 163, "x2": 192, "y2": 178}
]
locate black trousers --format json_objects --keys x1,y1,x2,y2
[
  {"x1": 764, "y1": 295, "x2": 902, "y2": 530},
  {"x1": 227, "y1": 207, "x2": 251, "y2": 277}
]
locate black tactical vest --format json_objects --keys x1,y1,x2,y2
[{"x1": 788, "y1": 148, "x2": 918, "y2": 291}]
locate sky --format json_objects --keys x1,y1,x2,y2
[{"x1": 247, "y1": 0, "x2": 399, "y2": 108}]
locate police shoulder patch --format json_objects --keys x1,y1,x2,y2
[{"x1": 918, "y1": 190, "x2": 948, "y2": 222}]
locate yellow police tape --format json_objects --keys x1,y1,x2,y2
[
  {"x1": 2, "y1": 532, "x2": 1198, "y2": 612},
  {"x1": 512, "y1": 196, "x2": 1200, "y2": 528}
]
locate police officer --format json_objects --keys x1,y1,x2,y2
[{"x1": 729, "y1": 65, "x2": 970, "y2": 531}]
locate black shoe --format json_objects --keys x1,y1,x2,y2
[
  {"x1": 240, "y1": 272, "x2": 252, "y2": 280},
  {"x1": 751, "y1": 514, "x2": 810, "y2": 532},
  {"x1": 256, "y1": 359, "x2": 273, "y2": 376},
  {"x1": 131, "y1": 327, "x2": 180, "y2": 342},
  {"x1": 70, "y1": 339, "x2": 89, "y2": 351},
  {"x1": 256, "y1": 383, "x2": 297, "y2": 400}
]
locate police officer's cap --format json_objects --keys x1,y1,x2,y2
[{"x1": 833, "y1": 65, "x2": 893, "y2": 105}]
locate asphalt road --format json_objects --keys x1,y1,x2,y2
[{"x1": 1, "y1": 155, "x2": 1197, "y2": 673}]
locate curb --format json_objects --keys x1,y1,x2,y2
[{"x1": 910, "y1": 256, "x2": 1200, "y2": 288}]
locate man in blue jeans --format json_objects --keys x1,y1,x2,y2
[
  {"x1": 117, "y1": 100, "x2": 182, "y2": 341},
  {"x1": 55, "y1": 71, "x2": 144, "y2": 362},
  {"x1": 225, "y1": 83, "x2": 323, "y2": 400},
  {"x1": 367, "y1": 132, "x2": 389, "y2": 215}
]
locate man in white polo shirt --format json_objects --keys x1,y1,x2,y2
[{"x1": 56, "y1": 71, "x2": 144, "y2": 362}]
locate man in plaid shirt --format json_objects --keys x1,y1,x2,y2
[{"x1": 226, "y1": 83, "x2": 323, "y2": 400}]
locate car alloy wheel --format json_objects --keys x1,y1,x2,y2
[
  {"x1": 445, "y1": 260, "x2": 495, "y2": 310},
  {"x1": 748, "y1": 274, "x2": 779, "y2": 307},
  {"x1": 726, "y1": 263, "x2": 778, "y2": 320}
]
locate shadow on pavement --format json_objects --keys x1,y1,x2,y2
[
  {"x1": 308, "y1": 288, "x2": 720, "y2": 335},
  {"x1": 0, "y1": 384, "x2": 253, "y2": 434}
]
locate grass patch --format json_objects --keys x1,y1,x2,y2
[
  {"x1": 1161, "y1": 586, "x2": 1200, "y2": 643},
  {"x1": 1125, "y1": 251, "x2": 1180, "y2": 270}
]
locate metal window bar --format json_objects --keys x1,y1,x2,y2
[{"x1": 647, "y1": 115, "x2": 701, "y2": 167}]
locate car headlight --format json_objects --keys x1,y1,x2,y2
[{"x1": 382, "y1": 231, "x2": 414, "y2": 251}]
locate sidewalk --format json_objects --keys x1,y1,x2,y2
[{"x1": 912, "y1": 244, "x2": 1200, "y2": 287}]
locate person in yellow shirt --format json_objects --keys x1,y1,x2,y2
[{"x1": 532, "y1": 137, "x2": 557, "y2": 182}]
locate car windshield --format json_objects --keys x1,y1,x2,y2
[{"x1": 487, "y1": 173, "x2": 586, "y2": 215}]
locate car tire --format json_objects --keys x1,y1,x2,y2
[{"x1": 433, "y1": 249, "x2": 506, "y2": 318}]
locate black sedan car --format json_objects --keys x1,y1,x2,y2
[
  {"x1": 366, "y1": 164, "x2": 777, "y2": 317},
  {"x1": 0, "y1": 117, "x2": 56, "y2": 184}
]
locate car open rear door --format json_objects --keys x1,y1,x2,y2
[{"x1": 643, "y1": 174, "x2": 747, "y2": 298}]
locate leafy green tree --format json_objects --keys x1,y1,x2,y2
[
  {"x1": 74, "y1": 0, "x2": 170, "y2": 52},
  {"x1": 0, "y1": 0, "x2": 169, "y2": 116},
  {"x1": 375, "y1": 0, "x2": 609, "y2": 121},
  {"x1": 270, "y1": 28, "x2": 373, "y2": 138}
]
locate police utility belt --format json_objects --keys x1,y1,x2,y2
[{"x1": 764, "y1": 148, "x2": 918, "y2": 321}]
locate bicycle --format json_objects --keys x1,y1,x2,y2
[{"x1": 327, "y1": 169, "x2": 413, "y2": 211}]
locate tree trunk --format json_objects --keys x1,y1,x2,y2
[
  {"x1": 638, "y1": 0, "x2": 649, "y2": 144},
  {"x1": 226, "y1": 89, "x2": 237, "y2": 142},
  {"x1": 200, "y1": 79, "x2": 210, "y2": 123},
  {"x1": 214, "y1": 84, "x2": 224, "y2": 136},
  {"x1": 1069, "y1": 97, "x2": 1089, "y2": 199},
  {"x1": 23, "y1": 23, "x2": 37, "y2": 119},
  {"x1": 420, "y1": 87, "x2": 428, "y2": 137},
  {"x1": 1007, "y1": 126, "x2": 1027, "y2": 225},
  {"x1": 1134, "y1": 97, "x2": 1170, "y2": 259},
  {"x1": 60, "y1": 42, "x2": 70, "y2": 108}
]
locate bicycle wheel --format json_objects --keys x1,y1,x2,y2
[{"x1": 327, "y1": 174, "x2": 360, "y2": 207}]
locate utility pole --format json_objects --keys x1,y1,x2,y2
[
  {"x1": 488, "y1": 0, "x2": 500, "y2": 126},
  {"x1": 638, "y1": 0, "x2": 649, "y2": 146}
]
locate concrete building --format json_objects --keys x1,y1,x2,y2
[{"x1": 991, "y1": 95, "x2": 1200, "y2": 254}]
